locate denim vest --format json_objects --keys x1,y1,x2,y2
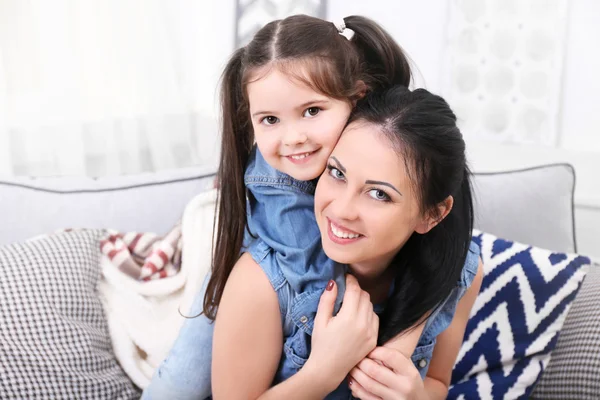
[
  {"x1": 244, "y1": 147, "x2": 347, "y2": 330},
  {"x1": 245, "y1": 147, "x2": 481, "y2": 399}
]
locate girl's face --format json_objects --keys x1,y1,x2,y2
[
  {"x1": 314, "y1": 121, "x2": 430, "y2": 279},
  {"x1": 247, "y1": 66, "x2": 353, "y2": 181}
]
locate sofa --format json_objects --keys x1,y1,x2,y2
[{"x1": 0, "y1": 163, "x2": 597, "y2": 399}]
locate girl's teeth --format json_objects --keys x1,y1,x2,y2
[
  {"x1": 331, "y1": 223, "x2": 360, "y2": 239},
  {"x1": 291, "y1": 152, "x2": 310, "y2": 160}
]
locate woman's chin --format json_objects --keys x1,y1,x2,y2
[{"x1": 322, "y1": 246, "x2": 354, "y2": 265}]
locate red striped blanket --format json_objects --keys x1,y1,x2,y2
[{"x1": 100, "y1": 223, "x2": 182, "y2": 281}]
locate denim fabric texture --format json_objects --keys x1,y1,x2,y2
[{"x1": 142, "y1": 275, "x2": 214, "y2": 400}]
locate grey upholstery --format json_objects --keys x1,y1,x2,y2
[
  {"x1": 471, "y1": 164, "x2": 576, "y2": 253},
  {"x1": 1, "y1": 163, "x2": 577, "y2": 253},
  {"x1": 0, "y1": 166, "x2": 216, "y2": 245}
]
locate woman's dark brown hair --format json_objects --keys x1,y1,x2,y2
[
  {"x1": 347, "y1": 86, "x2": 474, "y2": 345},
  {"x1": 204, "y1": 15, "x2": 413, "y2": 319}
]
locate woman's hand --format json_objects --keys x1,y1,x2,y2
[
  {"x1": 348, "y1": 346, "x2": 427, "y2": 400},
  {"x1": 305, "y1": 274, "x2": 379, "y2": 391}
]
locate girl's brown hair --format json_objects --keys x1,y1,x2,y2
[{"x1": 204, "y1": 15, "x2": 412, "y2": 319}]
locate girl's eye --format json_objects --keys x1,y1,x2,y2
[
  {"x1": 327, "y1": 165, "x2": 345, "y2": 180},
  {"x1": 261, "y1": 116, "x2": 279, "y2": 125},
  {"x1": 304, "y1": 107, "x2": 321, "y2": 117},
  {"x1": 368, "y1": 189, "x2": 391, "y2": 202}
]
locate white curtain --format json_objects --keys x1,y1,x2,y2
[{"x1": 0, "y1": 0, "x2": 234, "y2": 177}]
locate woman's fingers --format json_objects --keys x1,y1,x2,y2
[
  {"x1": 340, "y1": 273, "x2": 362, "y2": 313},
  {"x1": 339, "y1": 274, "x2": 378, "y2": 348},
  {"x1": 358, "y1": 290, "x2": 372, "y2": 316},
  {"x1": 314, "y1": 280, "x2": 337, "y2": 329}
]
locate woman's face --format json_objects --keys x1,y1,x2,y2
[{"x1": 314, "y1": 121, "x2": 429, "y2": 279}]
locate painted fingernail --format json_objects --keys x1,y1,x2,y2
[
  {"x1": 348, "y1": 378, "x2": 353, "y2": 386},
  {"x1": 326, "y1": 280, "x2": 335, "y2": 291}
]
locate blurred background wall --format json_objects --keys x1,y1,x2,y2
[{"x1": 0, "y1": 0, "x2": 597, "y2": 256}]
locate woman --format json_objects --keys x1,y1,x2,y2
[{"x1": 211, "y1": 86, "x2": 483, "y2": 399}]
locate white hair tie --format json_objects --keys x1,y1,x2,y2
[
  {"x1": 332, "y1": 18, "x2": 354, "y2": 40},
  {"x1": 333, "y1": 19, "x2": 346, "y2": 33}
]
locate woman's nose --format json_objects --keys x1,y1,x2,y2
[{"x1": 330, "y1": 191, "x2": 359, "y2": 221}]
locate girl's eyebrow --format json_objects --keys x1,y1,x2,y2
[
  {"x1": 252, "y1": 110, "x2": 275, "y2": 117},
  {"x1": 252, "y1": 99, "x2": 329, "y2": 118},
  {"x1": 365, "y1": 180, "x2": 402, "y2": 196},
  {"x1": 297, "y1": 99, "x2": 329, "y2": 109}
]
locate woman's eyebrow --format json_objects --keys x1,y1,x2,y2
[
  {"x1": 365, "y1": 180, "x2": 402, "y2": 196},
  {"x1": 331, "y1": 156, "x2": 402, "y2": 196},
  {"x1": 330, "y1": 156, "x2": 346, "y2": 173}
]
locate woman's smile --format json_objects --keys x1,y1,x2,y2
[{"x1": 327, "y1": 218, "x2": 364, "y2": 244}]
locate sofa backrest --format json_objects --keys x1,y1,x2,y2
[
  {"x1": 0, "y1": 166, "x2": 216, "y2": 245},
  {"x1": 0, "y1": 164, "x2": 577, "y2": 253},
  {"x1": 471, "y1": 164, "x2": 576, "y2": 253}
]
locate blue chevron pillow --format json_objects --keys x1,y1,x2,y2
[{"x1": 449, "y1": 230, "x2": 591, "y2": 400}]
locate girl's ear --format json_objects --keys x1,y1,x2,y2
[{"x1": 415, "y1": 195, "x2": 454, "y2": 234}]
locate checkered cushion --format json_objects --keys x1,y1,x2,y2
[
  {"x1": 531, "y1": 262, "x2": 600, "y2": 399},
  {"x1": 0, "y1": 230, "x2": 140, "y2": 399}
]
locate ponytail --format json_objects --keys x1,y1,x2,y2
[
  {"x1": 204, "y1": 47, "x2": 252, "y2": 319},
  {"x1": 345, "y1": 15, "x2": 412, "y2": 89}
]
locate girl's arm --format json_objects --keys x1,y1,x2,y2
[
  {"x1": 211, "y1": 253, "x2": 284, "y2": 399},
  {"x1": 212, "y1": 253, "x2": 377, "y2": 399},
  {"x1": 421, "y1": 258, "x2": 484, "y2": 398},
  {"x1": 348, "y1": 259, "x2": 484, "y2": 400},
  {"x1": 382, "y1": 317, "x2": 427, "y2": 357}
]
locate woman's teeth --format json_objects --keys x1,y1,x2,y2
[
  {"x1": 331, "y1": 223, "x2": 360, "y2": 239},
  {"x1": 291, "y1": 152, "x2": 311, "y2": 160}
]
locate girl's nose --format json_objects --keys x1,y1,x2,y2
[{"x1": 282, "y1": 124, "x2": 308, "y2": 146}]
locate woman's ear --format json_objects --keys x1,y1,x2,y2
[
  {"x1": 352, "y1": 80, "x2": 367, "y2": 106},
  {"x1": 415, "y1": 195, "x2": 454, "y2": 234}
]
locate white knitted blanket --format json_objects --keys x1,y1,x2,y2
[{"x1": 98, "y1": 189, "x2": 216, "y2": 388}]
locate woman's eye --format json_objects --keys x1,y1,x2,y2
[
  {"x1": 261, "y1": 116, "x2": 279, "y2": 125},
  {"x1": 304, "y1": 107, "x2": 321, "y2": 117},
  {"x1": 368, "y1": 189, "x2": 390, "y2": 202},
  {"x1": 327, "y1": 166, "x2": 345, "y2": 180}
]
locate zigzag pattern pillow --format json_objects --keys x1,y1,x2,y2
[{"x1": 449, "y1": 230, "x2": 591, "y2": 399}]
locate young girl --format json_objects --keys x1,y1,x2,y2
[{"x1": 209, "y1": 12, "x2": 418, "y2": 393}]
